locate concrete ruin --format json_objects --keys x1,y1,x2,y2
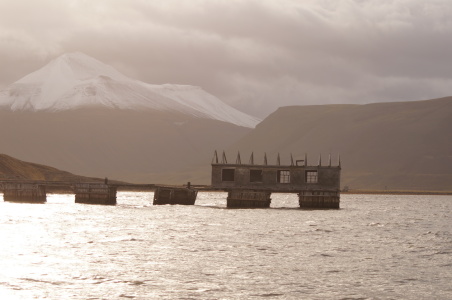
[
  {"x1": 74, "y1": 183, "x2": 117, "y2": 205},
  {"x1": 153, "y1": 185, "x2": 198, "y2": 205},
  {"x1": 1, "y1": 182, "x2": 46, "y2": 203},
  {"x1": 211, "y1": 151, "x2": 341, "y2": 208}
]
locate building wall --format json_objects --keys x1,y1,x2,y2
[{"x1": 211, "y1": 164, "x2": 340, "y2": 192}]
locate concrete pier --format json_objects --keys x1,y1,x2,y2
[
  {"x1": 211, "y1": 151, "x2": 342, "y2": 209},
  {"x1": 74, "y1": 183, "x2": 117, "y2": 205},
  {"x1": 227, "y1": 190, "x2": 271, "y2": 208},
  {"x1": 153, "y1": 186, "x2": 198, "y2": 205},
  {"x1": 2, "y1": 183, "x2": 46, "y2": 203},
  {"x1": 298, "y1": 190, "x2": 340, "y2": 209}
]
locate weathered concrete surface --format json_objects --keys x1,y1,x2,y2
[
  {"x1": 74, "y1": 183, "x2": 117, "y2": 205},
  {"x1": 298, "y1": 190, "x2": 340, "y2": 209},
  {"x1": 212, "y1": 163, "x2": 340, "y2": 192},
  {"x1": 227, "y1": 190, "x2": 271, "y2": 208},
  {"x1": 2, "y1": 183, "x2": 46, "y2": 203},
  {"x1": 153, "y1": 186, "x2": 198, "y2": 205}
]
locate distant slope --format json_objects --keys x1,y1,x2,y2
[
  {"x1": 228, "y1": 97, "x2": 452, "y2": 191},
  {"x1": 0, "y1": 108, "x2": 250, "y2": 184},
  {"x1": 0, "y1": 154, "x2": 99, "y2": 182}
]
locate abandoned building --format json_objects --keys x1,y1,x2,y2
[{"x1": 211, "y1": 151, "x2": 341, "y2": 208}]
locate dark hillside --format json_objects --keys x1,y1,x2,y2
[
  {"x1": 229, "y1": 97, "x2": 452, "y2": 191},
  {"x1": 0, "y1": 108, "x2": 250, "y2": 184},
  {"x1": 0, "y1": 153, "x2": 100, "y2": 182}
]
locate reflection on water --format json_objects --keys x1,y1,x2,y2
[{"x1": 0, "y1": 192, "x2": 451, "y2": 299}]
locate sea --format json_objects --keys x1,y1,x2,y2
[{"x1": 0, "y1": 192, "x2": 450, "y2": 300}]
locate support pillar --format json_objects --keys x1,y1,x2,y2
[
  {"x1": 3, "y1": 183, "x2": 46, "y2": 203},
  {"x1": 227, "y1": 190, "x2": 271, "y2": 208},
  {"x1": 74, "y1": 183, "x2": 117, "y2": 205},
  {"x1": 153, "y1": 186, "x2": 198, "y2": 205},
  {"x1": 298, "y1": 190, "x2": 340, "y2": 209}
]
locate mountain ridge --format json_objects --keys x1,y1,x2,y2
[{"x1": 228, "y1": 97, "x2": 452, "y2": 191}]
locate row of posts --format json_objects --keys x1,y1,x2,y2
[
  {"x1": 0, "y1": 182, "x2": 339, "y2": 209},
  {"x1": 0, "y1": 182, "x2": 118, "y2": 205}
]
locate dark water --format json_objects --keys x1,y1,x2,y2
[{"x1": 0, "y1": 192, "x2": 451, "y2": 299}]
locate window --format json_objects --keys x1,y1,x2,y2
[
  {"x1": 222, "y1": 169, "x2": 235, "y2": 182},
  {"x1": 306, "y1": 170, "x2": 318, "y2": 183},
  {"x1": 277, "y1": 170, "x2": 290, "y2": 183},
  {"x1": 250, "y1": 169, "x2": 263, "y2": 182}
]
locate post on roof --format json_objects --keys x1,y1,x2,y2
[
  {"x1": 236, "y1": 151, "x2": 242, "y2": 164},
  {"x1": 249, "y1": 152, "x2": 254, "y2": 165},
  {"x1": 338, "y1": 155, "x2": 341, "y2": 167},
  {"x1": 263, "y1": 153, "x2": 268, "y2": 166},
  {"x1": 212, "y1": 150, "x2": 219, "y2": 164},
  {"x1": 277, "y1": 153, "x2": 281, "y2": 166},
  {"x1": 318, "y1": 154, "x2": 322, "y2": 166},
  {"x1": 328, "y1": 153, "x2": 332, "y2": 167},
  {"x1": 222, "y1": 151, "x2": 228, "y2": 164},
  {"x1": 304, "y1": 153, "x2": 307, "y2": 166},
  {"x1": 290, "y1": 153, "x2": 294, "y2": 166}
]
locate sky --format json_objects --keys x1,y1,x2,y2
[{"x1": 1, "y1": 0, "x2": 452, "y2": 118}]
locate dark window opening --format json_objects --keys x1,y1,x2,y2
[
  {"x1": 306, "y1": 170, "x2": 318, "y2": 183},
  {"x1": 250, "y1": 169, "x2": 263, "y2": 182},
  {"x1": 222, "y1": 169, "x2": 235, "y2": 182},
  {"x1": 277, "y1": 170, "x2": 290, "y2": 183}
]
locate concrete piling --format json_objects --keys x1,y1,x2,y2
[
  {"x1": 153, "y1": 186, "x2": 198, "y2": 205},
  {"x1": 74, "y1": 183, "x2": 117, "y2": 205},
  {"x1": 227, "y1": 190, "x2": 271, "y2": 208},
  {"x1": 2, "y1": 183, "x2": 46, "y2": 203},
  {"x1": 298, "y1": 190, "x2": 340, "y2": 209}
]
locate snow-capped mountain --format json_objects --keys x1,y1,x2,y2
[{"x1": 0, "y1": 52, "x2": 260, "y2": 128}]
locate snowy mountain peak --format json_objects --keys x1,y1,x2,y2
[
  {"x1": 18, "y1": 52, "x2": 128, "y2": 85},
  {"x1": 0, "y1": 52, "x2": 260, "y2": 128}
]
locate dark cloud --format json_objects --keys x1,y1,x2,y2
[{"x1": 1, "y1": 0, "x2": 451, "y2": 117}]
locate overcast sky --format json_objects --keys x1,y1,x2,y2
[{"x1": 1, "y1": 0, "x2": 451, "y2": 117}]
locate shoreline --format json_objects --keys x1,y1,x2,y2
[
  {"x1": 341, "y1": 190, "x2": 452, "y2": 196},
  {"x1": 2, "y1": 181, "x2": 451, "y2": 196},
  {"x1": 43, "y1": 189, "x2": 452, "y2": 196}
]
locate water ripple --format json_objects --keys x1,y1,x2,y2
[{"x1": 0, "y1": 193, "x2": 450, "y2": 299}]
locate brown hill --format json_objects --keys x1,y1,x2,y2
[
  {"x1": 0, "y1": 108, "x2": 250, "y2": 184},
  {"x1": 0, "y1": 153, "x2": 100, "y2": 182},
  {"x1": 227, "y1": 97, "x2": 452, "y2": 191}
]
